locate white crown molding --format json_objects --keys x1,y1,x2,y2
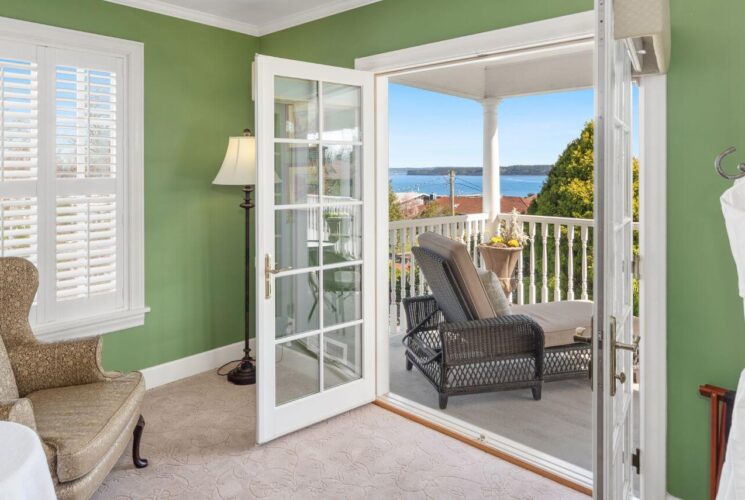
[
  {"x1": 103, "y1": 0, "x2": 381, "y2": 37},
  {"x1": 253, "y1": 0, "x2": 381, "y2": 36},
  {"x1": 105, "y1": 0, "x2": 260, "y2": 35}
]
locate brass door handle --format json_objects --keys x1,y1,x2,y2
[
  {"x1": 264, "y1": 254, "x2": 292, "y2": 299},
  {"x1": 610, "y1": 317, "x2": 639, "y2": 396},
  {"x1": 616, "y1": 335, "x2": 640, "y2": 355}
]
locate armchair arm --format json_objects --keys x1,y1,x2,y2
[
  {"x1": 0, "y1": 398, "x2": 36, "y2": 430},
  {"x1": 438, "y1": 314, "x2": 544, "y2": 370},
  {"x1": 10, "y1": 336, "x2": 108, "y2": 396}
]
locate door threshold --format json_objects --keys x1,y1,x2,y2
[{"x1": 374, "y1": 393, "x2": 592, "y2": 497}]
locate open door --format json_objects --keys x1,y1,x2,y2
[
  {"x1": 594, "y1": 0, "x2": 638, "y2": 498},
  {"x1": 254, "y1": 55, "x2": 376, "y2": 443}
]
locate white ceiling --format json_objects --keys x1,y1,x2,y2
[
  {"x1": 391, "y1": 41, "x2": 593, "y2": 101},
  {"x1": 104, "y1": 0, "x2": 381, "y2": 36}
]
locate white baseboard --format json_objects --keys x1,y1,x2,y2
[{"x1": 140, "y1": 339, "x2": 254, "y2": 389}]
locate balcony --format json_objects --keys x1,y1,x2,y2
[{"x1": 388, "y1": 212, "x2": 639, "y2": 334}]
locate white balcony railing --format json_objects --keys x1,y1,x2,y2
[{"x1": 388, "y1": 212, "x2": 639, "y2": 334}]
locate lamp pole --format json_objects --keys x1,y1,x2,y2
[{"x1": 226, "y1": 181, "x2": 256, "y2": 384}]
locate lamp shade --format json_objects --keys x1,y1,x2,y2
[{"x1": 213, "y1": 134, "x2": 256, "y2": 186}]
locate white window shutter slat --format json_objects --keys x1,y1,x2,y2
[
  {"x1": 1, "y1": 57, "x2": 38, "y2": 182},
  {"x1": 0, "y1": 197, "x2": 37, "y2": 262},
  {"x1": 55, "y1": 194, "x2": 116, "y2": 301}
]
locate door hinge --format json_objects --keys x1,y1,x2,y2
[
  {"x1": 632, "y1": 253, "x2": 641, "y2": 281},
  {"x1": 632, "y1": 448, "x2": 641, "y2": 474}
]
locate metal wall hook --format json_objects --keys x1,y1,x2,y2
[{"x1": 715, "y1": 146, "x2": 745, "y2": 180}]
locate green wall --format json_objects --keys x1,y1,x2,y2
[
  {"x1": 259, "y1": 1, "x2": 745, "y2": 498},
  {"x1": 0, "y1": 0, "x2": 259, "y2": 372},
  {"x1": 666, "y1": 2, "x2": 745, "y2": 499},
  {"x1": 2, "y1": 0, "x2": 743, "y2": 497}
]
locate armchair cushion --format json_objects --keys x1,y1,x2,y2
[
  {"x1": 27, "y1": 372, "x2": 144, "y2": 483},
  {"x1": 0, "y1": 397, "x2": 36, "y2": 429}
]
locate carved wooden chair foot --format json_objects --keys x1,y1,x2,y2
[{"x1": 133, "y1": 414, "x2": 148, "y2": 468}]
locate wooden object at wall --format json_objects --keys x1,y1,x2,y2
[{"x1": 699, "y1": 384, "x2": 736, "y2": 500}]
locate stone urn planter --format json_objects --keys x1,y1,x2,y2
[{"x1": 477, "y1": 244, "x2": 522, "y2": 295}]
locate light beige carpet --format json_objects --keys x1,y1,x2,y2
[{"x1": 94, "y1": 370, "x2": 586, "y2": 499}]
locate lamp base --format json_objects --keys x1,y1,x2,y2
[{"x1": 227, "y1": 354, "x2": 256, "y2": 385}]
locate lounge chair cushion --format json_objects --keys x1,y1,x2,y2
[
  {"x1": 477, "y1": 270, "x2": 512, "y2": 316},
  {"x1": 512, "y1": 300, "x2": 593, "y2": 348},
  {"x1": 417, "y1": 232, "x2": 496, "y2": 320},
  {"x1": 27, "y1": 372, "x2": 145, "y2": 483}
]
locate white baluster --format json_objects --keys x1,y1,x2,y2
[
  {"x1": 554, "y1": 224, "x2": 562, "y2": 302},
  {"x1": 581, "y1": 225, "x2": 589, "y2": 301},
  {"x1": 541, "y1": 223, "x2": 549, "y2": 303},
  {"x1": 567, "y1": 224, "x2": 575, "y2": 301},
  {"x1": 389, "y1": 229, "x2": 397, "y2": 333},
  {"x1": 399, "y1": 226, "x2": 408, "y2": 331},
  {"x1": 466, "y1": 220, "x2": 475, "y2": 266},
  {"x1": 517, "y1": 220, "x2": 525, "y2": 305},
  {"x1": 406, "y1": 226, "x2": 414, "y2": 304},
  {"x1": 529, "y1": 222, "x2": 536, "y2": 304}
]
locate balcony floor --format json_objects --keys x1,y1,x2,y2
[{"x1": 389, "y1": 333, "x2": 593, "y2": 471}]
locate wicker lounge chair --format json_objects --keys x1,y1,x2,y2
[{"x1": 403, "y1": 232, "x2": 590, "y2": 409}]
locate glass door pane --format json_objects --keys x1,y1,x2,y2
[{"x1": 256, "y1": 55, "x2": 374, "y2": 443}]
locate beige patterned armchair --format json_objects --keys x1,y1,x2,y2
[{"x1": 0, "y1": 257, "x2": 148, "y2": 499}]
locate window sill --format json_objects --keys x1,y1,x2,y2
[{"x1": 32, "y1": 307, "x2": 151, "y2": 342}]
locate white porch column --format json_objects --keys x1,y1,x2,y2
[{"x1": 482, "y1": 98, "x2": 501, "y2": 231}]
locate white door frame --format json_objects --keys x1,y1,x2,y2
[
  {"x1": 355, "y1": 11, "x2": 667, "y2": 498},
  {"x1": 254, "y1": 54, "x2": 377, "y2": 443}
]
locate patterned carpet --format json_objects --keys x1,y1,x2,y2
[{"x1": 94, "y1": 371, "x2": 586, "y2": 499}]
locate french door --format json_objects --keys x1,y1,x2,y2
[
  {"x1": 254, "y1": 55, "x2": 376, "y2": 443},
  {"x1": 595, "y1": 0, "x2": 637, "y2": 498}
]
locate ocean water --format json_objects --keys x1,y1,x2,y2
[{"x1": 389, "y1": 174, "x2": 546, "y2": 197}]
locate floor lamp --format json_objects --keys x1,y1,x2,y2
[{"x1": 213, "y1": 129, "x2": 257, "y2": 385}]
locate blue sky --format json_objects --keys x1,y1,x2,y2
[{"x1": 389, "y1": 83, "x2": 639, "y2": 168}]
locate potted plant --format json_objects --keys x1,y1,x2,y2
[{"x1": 477, "y1": 209, "x2": 530, "y2": 294}]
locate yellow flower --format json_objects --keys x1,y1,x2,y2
[
  {"x1": 507, "y1": 239, "x2": 520, "y2": 247},
  {"x1": 490, "y1": 236, "x2": 504, "y2": 244}
]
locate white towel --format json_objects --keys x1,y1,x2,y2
[
  {"x1": 717, "y1": 370, "x2": 745, "y2": 500},
  {"x1": 721, "y1": 179, "x2": 745, "y2": 317}
]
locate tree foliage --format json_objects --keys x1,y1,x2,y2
[
  {"x1": 388, "y1": 182, "x2": 403, "y2": 222},
  {"x1": 417, "y1": 201, "x2": 449, "y2": 219},
  {"x1": 522, "y1": 120, "x2": 640, "y2": 312},
  {"x1": 528, "y1": 121, "x2": 639, "y2": 221}
]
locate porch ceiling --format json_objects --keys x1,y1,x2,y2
[{"x1": 390, "y1": 40, "x2": 593, "y2": 100}]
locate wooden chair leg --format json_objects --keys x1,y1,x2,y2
[{"x1": 133, "y1": 414, "x2": 148, "y2": 468}]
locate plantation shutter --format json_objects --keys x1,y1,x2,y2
[
  {"x1": 0, "y1": 43, "x2": 39, "y2": 266},
  {"x1": 52, "y1": 53, "x2": 122, "y2": 318},
  {"x1": 0, "y1": 40, "x2": 125, "y2": 325}
]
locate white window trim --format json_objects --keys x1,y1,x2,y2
[{"x1": 0, "y1": 16, "x2": 148, "y2": 341}]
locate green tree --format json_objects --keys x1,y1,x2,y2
[
  {"x1": 523, "y1": 120, "x2": 640, "y2": 311},
  {"x1": 388, "y1": 181, "x2": 403, "y2": 221},
  {"x1": 529, "y1": 121, "x2": 639, "y2": 221},
  {"x1": 417, "y1": 201, "x2": 449, "y2": 219}
]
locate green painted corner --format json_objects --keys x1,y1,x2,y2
[{"x1": 0, "y1": 0, "x2": 260, "y2": 372}]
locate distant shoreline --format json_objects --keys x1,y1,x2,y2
[{"x1": 390, "y1": 165, "x2": 552, "y2": 176}]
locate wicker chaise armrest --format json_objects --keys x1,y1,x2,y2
[
  {"x1": 438, "y1": 314, "x2": 545, "y2": 367},
  {"x1": 402, "y1": 295, "x2": 443, "y2": 332},
  {"x1": 10, "y1": 336, "x2": 108, "y2": 396},
  {"x1": 0, "y1": 397, "x2": 36, "y2": 430}
]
